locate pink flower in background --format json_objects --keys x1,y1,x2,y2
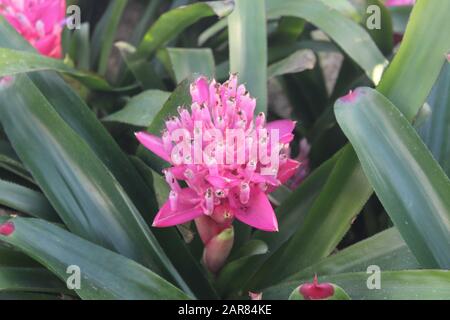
[
  {"x1": 136, "y1": 75, "x2": 300, "y2": 235},
  {"x1": 385, "y1": 0, "x2": 415, "y2": 6},
  {"x1": 0, "y1": 0, "x2": 66, "y2": 58}
]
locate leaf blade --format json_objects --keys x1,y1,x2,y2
[
  {"x1": 0, "y1": 217, "x2": 191, "y2": 300},
  {"x1": 335, "y1": 87, "x2": 450, "y2": 268},
  {"x1": 229, "y1": 0, "x2": 268, "y2": 113}
]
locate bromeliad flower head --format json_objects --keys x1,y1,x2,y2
[
  {"x1": 0, "y1": 0, "x2": 66, "y2": 58},
  {"x1": 136, "y1": 75, "x2": 300, "y2": 233}
]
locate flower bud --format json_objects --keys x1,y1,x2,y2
[
  {"x1": 195, "y1": 215, "x2": 223, "y2": 245},
  {"x1": 202, "y1": 226, "x2": 234, "y2": 274},
  {"x1": 289, "y1": 276, "x2": 350, "y2": 300}
]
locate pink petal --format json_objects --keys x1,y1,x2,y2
[
  {"x1": 135, "y1": 132, "x2": 171, "y2": 162},
  {"x1": 235, "y1": 190, "x2": 278, "y2": 232},
  {"x1": 205, "y1": 175, "x2": 229, "y2": 188},
  {"x1": 277, "y1": 159, "x2": 300, "y2": 185},
  {"x1": 190, "y1": 77, "x2": 209, "y2": 104},
  {"x1": 266, "y1": 120, "x2": 296, "y2": 143},
  {"x1": 35, "y1": 32, "x2": 61, "y2": 58},
  {"x1": 153, "y1": 201, "x2": 203, "y2": 227}
]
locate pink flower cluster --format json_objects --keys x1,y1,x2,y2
[
  {"x1": 0, "y1": 0, "x2": 66, "y2": 58},
  {"x1": 136, "y1": 75, "x2": 301, "y2": 233}
]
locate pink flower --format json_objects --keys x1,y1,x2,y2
[
  {"x1": 385, "y1": 0, "x2": 415, "y2": 6},
  {"x1": 136, "y1": 75, "x2": 300, "y2": 233},
  {"x1": 0, "y1": 0, "x2": 66, "y2": 58}
]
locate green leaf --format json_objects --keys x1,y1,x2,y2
[
  {"x1": 263, "y1": 270, "x2": 450, "y2": 300},
  {"x1": 0, "y1": 246, "x2": 41, "y2": 268},
  {"x1": 229, "y1": 0, "x2": 267, "y2": 114},
  {"x1": 130, "y1": 0, "x2": 164, "y2": 46},
  {"x1": 335, "y1": 87, "x2": 450, "y2": 268},
  {"x1": 137, "y1": 1, "x2": 234, "y2": 58},
  {"x1": 0, "y1": 179, "x2": 59, "y2": 222},
  {"x1": 165, "y1": 48, "x2": 215, "y2": 84},
  {"x1": 0, "y1": 47, "x2": 113, "y2": 91},
  {"x1": 91, "y1": 0, "x2": 128, "y2": 75},
  {"x1": 361, "y1": 0, "x2": 394, "y2": 56},
  {"x1": 0, "y1": 19, "x2": 160, "y2": 230},
  {"x1": 0, "y1": 292, "x2": 66, "y2": 300},
  {"x1": 68, "y1": 22, "x2": 91, "y2": 70},
  {"x1": 0, "y1": 141, "x2": 34, "y2": 184},
  {"x1": 198, "y1": 18, "x2": 228, "y2": 46},
  {"x1": 377, "y1": 0, "x2": 450, "y2": 121},
  {"x1": 267, "y1": 184, "x2": 291, "y2": 207},
  {"x1": 200, "y1": 0, "x2": 360, "y2": 47},
  {"x1": 0, "y1": 267, "x2": 68, "y2": 294},
  {"x1": 115, "y1": 42, "x2": 166, "y2": 90},
  {"x1": 318, "y1": 0, "x2": 360, "y2": 21},
  {"x1": 418, "y1": 63, "x2": 450, "y2": 176},
  {"x1": 0, "y1": 20, "x2": 183, "y2": 279},
  {"x1": 131, "y1": 158, "x2": 170, "y2": 208},
  {"x1": 285, "y1": 228, "x2": 420, "y2": 282},
  {"x1": 268, "y1": 49, "x2": 316, "y2": 78},
  {"x1": 216, "y1": 240, "x2": 268, "y2": 295},
  {"x1": 121, "y1": 0, "x2": 232, "y2": 87},
  {"x1": 283, "y1": 0, "x2": 450, "y2": 281},
  {"x1": 0, "y1": 217, "x2": 192, "y2": 300},
  {"x1": 273, "y1": 17, "x2": 306, "y2": 44},
  {"x1": 103, "y1": 90, "x2": 171, "y2": 127},
  {"x1": 0, "y1": 74, "x2": 190, "y2": 292},
  {"x1": 250, "y1": 145, "x2": 373, "y2": 289},
  {"x1": 266, "y1": 0, "x2": 387, "y2": 84},
  {"x1": 387, "y1": 5, "x2": 413, "y2": 34}
]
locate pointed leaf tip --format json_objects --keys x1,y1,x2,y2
[
  {"x1": 249, "y1": 291, "x2": 263, "y2": 300},
  {"x1": 340, "y1": 90, "x2": 358, "y2": 103},
  {"x1": 289, "y1": 276, "x2": 351, "y2": 300},
  {"x1": 299, "y1": 276, "x2": 334, "y2": 300},
  {"x1": 0, "y1": 76, "x2": 14, "y2": 87},
  {"x1": 0, "y1": 221, "x2": 15, "y2": 236}
]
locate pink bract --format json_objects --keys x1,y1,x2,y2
[
  {"x1": 136, "y1": 75, "x2": 300, "y2": 232},
  {"x1": 299, "y1": 275, "x2": 334, "y2": 300},
  {"x1": 0, "y1": 0, "x2": 66, "y2": 58},
  {"x1": 385, "y1": 0, "x2": 415, "y2": 6}
]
